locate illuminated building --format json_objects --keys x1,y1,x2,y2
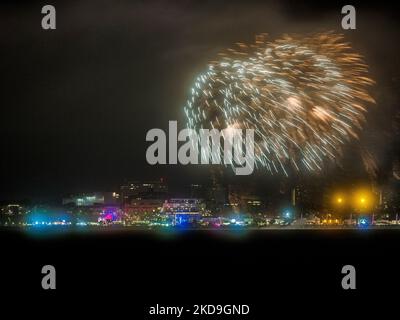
[
  {"x1": 162, "y1": 198, "x2": 204, "y2": 225},
  {"x1": 125, "y1": 199, "x2": 163, "y2": 214},
  {"x1": 292, "y1": 182, "x2": 325, "y2": 216},
  {"x1": 123, "y1": 199, "x2": 164, "y2": 223},
  {"x1": 3, "y1": 204, "x2": 24, "y2": 216},
  {"x1": 207, "y1": 183, "x2": 227, "y2": 213},
  {"x1": 120, "y1": 179, "x2": 168, "y2": 222},
  {"x1": 62, "y1": 192, "x2": 119, "y2": 207},
  {"x1": 0, "y1": 204, "x2": 26, "y2": 226},
  {"x1": 379, "y1": 184, "x2": 400, "y2": 218},
  {"x1": 227, "y1": 184, "x2": 264, "y2": 215},
  {"x1": 120, "y1": 179, "x2": 168, "y2": 205}
]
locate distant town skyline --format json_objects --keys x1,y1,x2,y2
[{"x1": 1, "y1": 0, "x2": 400, "y2": 202}]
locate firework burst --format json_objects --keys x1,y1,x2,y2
[{"x1": 184, "y1": 33, "x2": 375, "y2": 175}]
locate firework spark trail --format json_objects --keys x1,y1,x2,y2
[{"x1": 184, "y1": 33, "x2": 375, "y2": 175}]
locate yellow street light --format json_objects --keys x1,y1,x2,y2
[
  {"x1": 353, "y1": 189, "x2": 374, "y2": 212},
  {"x1": 332, "y1": 193, "x2": 345, "y2": 208}
]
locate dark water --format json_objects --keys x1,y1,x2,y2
[{"x1": 1, "y1": 228, "x2": 398, "y2": 317}]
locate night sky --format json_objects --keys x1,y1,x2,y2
[{"x1": 1, "y1": 0, "x2": 400, "y2": 201}]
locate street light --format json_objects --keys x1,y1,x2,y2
[
  {"x1": 353, "y1": 189, "x2": 375, "y2": 225},
  {"x1": 332, "y1": 193, "x2": 347, "y2": 225},
  {"x1": 332, "y1": 193, "x2": 345, "y2": 207},
  {"x1": 353, "y1": 192, "x2": 371, "y2": 211}
]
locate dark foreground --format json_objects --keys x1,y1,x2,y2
[{"x1": 1, "y1": 228, "x2": 398, "y2": 318}]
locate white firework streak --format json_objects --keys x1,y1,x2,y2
[{"x1": 184, "y1": 33, "x2": 375, "y2": 175}]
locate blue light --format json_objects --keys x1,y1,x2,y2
[{"x1": 358, "y1": 217, "x2": 370, "y2": 228}]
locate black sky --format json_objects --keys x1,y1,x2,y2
[{"x1": 1, "y1": 0, "x2": 400, "y2": 201}]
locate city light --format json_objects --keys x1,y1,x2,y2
[
  {"x1": 1, "y1": 182, "x2": 399, "y2": 231},
  {"x1": 353, "y1": 189, "x2": 374, "y2": 212},
  {"x1": 332, "y1": 192, "x2": 346, "y2": 208}
]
